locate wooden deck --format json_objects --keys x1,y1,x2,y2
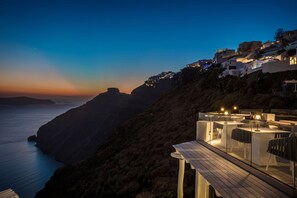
[
  {"x1": 173, "y1": 141, "x2": 292, "y2": 198},
  {"x1": 0, "y1": 189, "x2": 19, "y2": 198}
]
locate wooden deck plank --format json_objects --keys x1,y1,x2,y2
[
  {"x1": 176, "y1": 143, "x2": 271, "y2": 197},
  {"x1": 193, "y1": 146, "x2": 282, "y2": 198},
  {"x1": 173, "y1": 141, "x2": 290, "y2": 198},
  {"x1": 202, "y1": 146, "x2": 289, "y2": 198},
  {"x1": 188, "y1": 151, "x2": 258, "y2": 198},
  {"x1": 178, "y1": 141, "x2": 289, "y2": 198},
  {"x1": 178, "y1": 148, "x2": 248, "y2": 197},
  {"x1": 178, "y1": 142, "x2": 289, "y2": 198},
  {"x1": 184, "y1": 142, "x2": 288, "y2": 198},
  {"x1": 185, "y1": 150, "x2": 249, "y2": 198}
]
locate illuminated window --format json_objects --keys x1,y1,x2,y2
[{"x1": 290, "y1": 56, "x2": 297, "y2": 65}]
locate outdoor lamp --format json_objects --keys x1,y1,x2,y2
[
  {"x1": 254, "y1": 114, "x2": 261, "y2": 131},
  {"x1": 233, "y1": 106, "x2": 238, "y2": 114},
  {"x1": 254, "y1": 114, "x2": 261, "y2": 120},
  {"x1": 224, "y1": 111, "x2": 229, "y2": 124}
]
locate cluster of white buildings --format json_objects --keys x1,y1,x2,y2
[{"x1": 187, "y1": 32, "x2": 297, "y2": 78}]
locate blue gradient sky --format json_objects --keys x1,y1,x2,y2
[{"x1": 0, "y1": 0, "x2": 296, "y2": 96}]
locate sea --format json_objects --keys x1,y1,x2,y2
[{"x1": 0, "y1": 103, "x2": 80, "y2": 198}]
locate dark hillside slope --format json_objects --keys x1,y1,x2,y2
[
  {"x1": 36, "y1": 69, "x2": 297, "y2": 198},
  {"x1": 36, "y1": 88, "x2": 130, "y2": 164},
  {"x1": 36, "y1": 73, "x2": 175, "y2": 164}
]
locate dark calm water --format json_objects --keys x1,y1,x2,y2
[{"x1": 0, "y1": 104, "x2": 77, "y2": 198}]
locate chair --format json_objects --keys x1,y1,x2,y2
[
  {"x1": 266, "y1": 134, "x2": 297, "y2": 182},
  {"x1": 274, "y1": 133, "x2": 290, "y2": 138},
  {"x1": 231, "y1": 128, "x2": 252, "y2": 159},
  {"x1": 213, "y1": 128, "x2": 222, "y2": 139}
]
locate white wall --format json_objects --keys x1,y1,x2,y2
[{"x1": 262, "y1": 60, "x2": 297, "y2": 73}]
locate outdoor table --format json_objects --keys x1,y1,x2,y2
[{"x1": 236, "y1": 127, "x2": 290, "y2": 166}]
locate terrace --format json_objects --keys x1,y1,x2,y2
[{"x1": 172, "y1": 108, "x2": 297, "y2": 198}]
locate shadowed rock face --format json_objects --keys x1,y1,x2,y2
[
  {"x1": 36, "y1": 88, "x2": 130, "y2": 164},
  {"x1": 36, "y1": 75, "x2": 175, "y2": 164}
]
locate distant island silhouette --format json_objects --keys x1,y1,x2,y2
[{"x1": 0, "y1": 96, "x2": 55, "y2": 106}]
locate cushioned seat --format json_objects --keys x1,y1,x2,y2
[
  {"x1": 231, "y1": 128, "x2": 252, "y2": 144},
  {"x1": 267, "y1": 135, "x2": 297, "y2": 162},
  {"x1": 231, "y1": 128, "x2": 252, "y2": 159},
  {"x1": 266, "y1": 134, "x2": 297, "y2": 182}
]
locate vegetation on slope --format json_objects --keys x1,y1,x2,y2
[{"x1": 36, "y1": 67, "x2": 297, "y2": 198}]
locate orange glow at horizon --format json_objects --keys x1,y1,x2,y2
[
  {"x1": 0, "y1": 45, "x2": 147, "y2": 97},
  {"x1": 0, "y1": 68, "x2": 144, "y2": 97},
  {"x1": 0, "y1": 67, "x2": 80, "y2": 96}
]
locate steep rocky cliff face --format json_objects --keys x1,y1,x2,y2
[
  {"x1": 36, "y1": 69, "x2": 297, "y2": 198},
  {"x1": 36, "y1": 88, "x2": 130, "y2": 164},
  {"x1": 36, "y1": 73, "x2": 175, "y2": 164}
]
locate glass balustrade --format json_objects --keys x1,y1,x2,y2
[{"x1": 197, "y1": 112, "x2": 297, "y2": 188}]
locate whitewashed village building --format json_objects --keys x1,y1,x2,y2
[
  {"x1": 220, "y1": 57, "x2": 245, "y2": 77},
  {"x1": 262, "y1": 49, "x2": 297, "y2": 73},
  {"x1": 187, "y1": 59, "x2": 213, "y2": 70}
]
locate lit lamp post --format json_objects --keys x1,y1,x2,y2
[
  {"x1": 254, "y1": 114, "x2": 261, "y2": 132},
  {"x1": 233, "y1": 106, "x2": 238, "y2": 114},
  {"x1": 224, "y1": 111, "x2": 229, "y2": 124},
  {"x1": 220, "y1": 107, "x2": 225, "y2": 115}
]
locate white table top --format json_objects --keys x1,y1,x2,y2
[
  {"x1": 206, "y1": 112, "x2": 250, "y2": 116},
  {"x1": 214, "y1": 121, "x2": 244, "y2": 126},
  {"x1": 279, "y1": 120, "x2": 297, "y2": 124},
  {"x1": 237, "y1": 127, "x2": 290, "y2": 134},
  {"x1": 268, "y1": 120, "x2": 293, "y2": 126},
  {"x1": 216, "y1": 115, "x2": 243, "y2": 119}
]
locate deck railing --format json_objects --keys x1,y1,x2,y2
[{"x1": 197, "y1": 112, "x2": 297, "y2": 188}]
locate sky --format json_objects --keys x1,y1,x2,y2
[{"x1": 0, "y1": 0, "x2": 297, "y2": 97}]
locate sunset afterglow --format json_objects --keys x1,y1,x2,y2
[{"x1": 1, "y1": 0, "x2": 296, "y2": 97}]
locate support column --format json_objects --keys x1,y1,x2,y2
[
  {"x1": 195, "y1": 171, "x2": 199, "y2": 198},
  {"x1": 197, "y1": 172, "x2": 209, "y2": 198},
  {"x1": 171, "y1": 152, "x2": 185, "y2": 198},
  {"x1": 178, "y1": 158, "x2": 185, "y2": 198}
]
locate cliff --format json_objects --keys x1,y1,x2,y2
[
  {"x1": 0, "y1": 96, "x2": 54, "y2": 106},
  {"x1": 36, "y1": 68, "x2": 297, "y2": 197},
  {"x1": 35, "y1": 73, "x2": 175, "y2": 164}
]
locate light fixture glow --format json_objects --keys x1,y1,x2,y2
[{"x1": 254, "y1": 114, "x2": 261, "y2": 120}]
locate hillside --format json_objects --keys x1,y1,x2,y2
[
  {"x1": 36, "y1": 68, "x2": 297, "y2": 198},
  {"x1": 0, "y1": 96, "x2": 54, "y2": 106},
  {"x1": 35, "y1": 73, "x2": 175, "y2": 164}
]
